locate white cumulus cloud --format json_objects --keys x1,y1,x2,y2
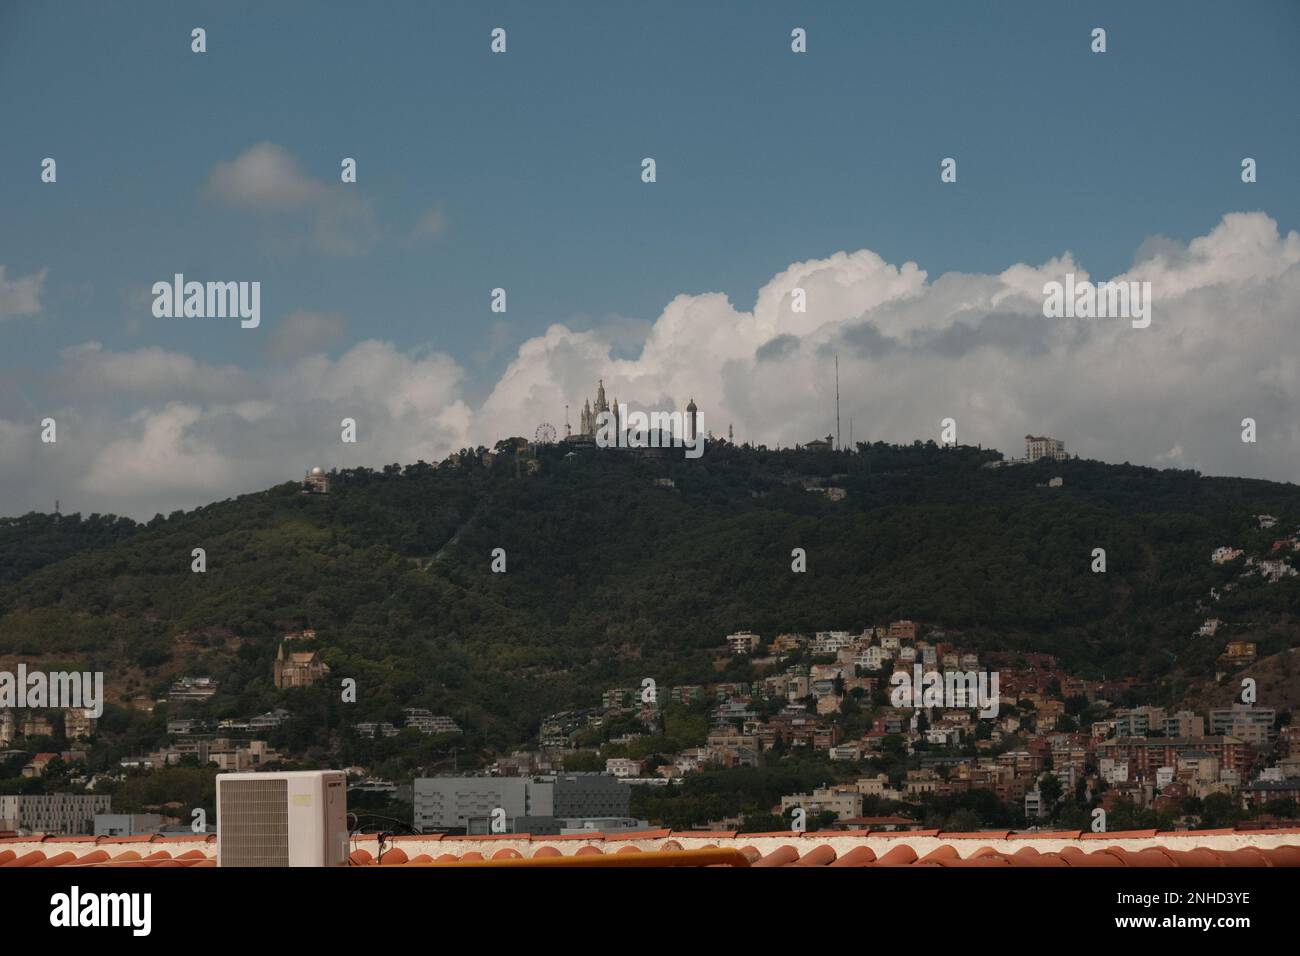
[
  {"x1": 3, "y1": 211, "x2": 1297, "y2": 519},
  {"x1": 204, "y1": 143, "x2": 379, "y2": 256}
]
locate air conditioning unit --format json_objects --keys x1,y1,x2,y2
[{"x1": 217, "y1": 770, "x2": 348, "y2": 867}]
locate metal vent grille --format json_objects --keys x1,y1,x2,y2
[{"x1": 220, "y1": 778, "x2": 290, "y2": 867}]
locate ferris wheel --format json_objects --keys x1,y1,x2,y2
[{"x1": 535, "y1": 422, "x2": 557, "y2": 445}]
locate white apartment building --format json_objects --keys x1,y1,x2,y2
[
  {"x1": 605, "y1": 758, "x2": 643, "y2": 778},
  {"x1": 1024, "y1": 435, "x2": 1066, "y2": 462},
  {"x1": 403, "y1": 709, "x2": 463, "y2": 735},
  {"x1": 726, "y1": 631, "x2": 761, "y2": 655},
  {"x1": 855, "y1": 647, "x2": 883, "y2": 671}
]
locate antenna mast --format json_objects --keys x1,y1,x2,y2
[{"x1": 835, "y1": 353, "x2": 841, "y2": 451}]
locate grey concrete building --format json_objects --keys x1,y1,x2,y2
[
  {"x1": 413, "y1": 777, "x2": 532, "y2": 832},
  {"x1": 413, "y1": 773, "x2": 630, "y2": 833},
  {"x1": 94, "y1": 813, "x2": 165, "y2": 837},
  {"x1": 550, "y1": 773, "x2": 630, "y2": 818},
  {"x1": 0, "y1": 794, "x2": 111, "y2": 835}
]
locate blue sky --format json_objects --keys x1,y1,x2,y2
[
  {"x1": 5, "y1": 1, "x2": 1298, "y2": 379},
  {"x1": 2, "y1": 1, "x2": 1299, "y2": 516}
]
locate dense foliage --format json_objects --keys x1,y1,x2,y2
[{"x1": 1, "y1": 441, "x2": 1297, "y2": 762}]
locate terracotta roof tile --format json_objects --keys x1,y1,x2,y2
[
  {"x1": 1013, "y1": 848, "x2": 1068, "y2": 867},
  {"x1": 935, "y1": 852, "x2": 1011, "y2": 867},
  {"x1": 1217, "y1": 848, "x2": 1271, "y2": 867},
  {"x1": 752, "y1": 845, "x2": 800, "y2": 867},
  {"x1": 1057, "y1": 846, "x2": 1123, "y2": 867},
  {"x1": 919, "y1": 844, "x2": 961, "y2": 863},
  {"x1": 735, "y1": 846, "x2": 763, "y2": 865},
  {"x1": 876, "y1": 844, "x2": 919, "y2": 865},
  {"x1": 1164, "y1": 847, "x2": 1221, "y2": 866},
  {"x1": 794, "y1": 844, "x2": 837, "y2": 866},
  {"x1": 7, "y1": 828, "x2": 1300, "y2": 868},
  {"x1": 1082, "y1": 848, "x2": 1128, "y2": 867},
  {"x1": 1126, "y1": 848, "x2": 1177, "y2": 867},
  {"x1": 829, "y1": 846, "x2": 877, "y2": 867},
  {"x1": 1267, "y1": 846, "x2": 1300, "y2": 866}
]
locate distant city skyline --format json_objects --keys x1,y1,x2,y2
[{"x1": 2, "y1": 1, "x2": 1299, "y2": 518}]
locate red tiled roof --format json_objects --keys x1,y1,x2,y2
[{"x1": 4, "y1": 828, "x2": 1300, "y2": 867}]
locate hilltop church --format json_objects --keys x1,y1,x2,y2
[
  {"x1": 570, "y1": 379, "x2": 700, "y2": 444},
  {"x1": 274, "y1": 631, "x2": 330, "y2": 690},
  {"x1": 577, "y1": 378, "x2": 619, "y2": 437}
]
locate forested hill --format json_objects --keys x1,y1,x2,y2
[
  {"x1": 0, "y1": 512, "x2": 141, "y2": 586},
  {"x1": 1, "y1": 441, "x2": 1297, "y2": 748}
]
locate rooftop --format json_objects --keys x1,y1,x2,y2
[{"x1": 4, "y1": 827, "x2": 1299, "y2": 868}]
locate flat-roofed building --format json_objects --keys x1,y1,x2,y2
[{"x1": 0, "y1": 794, "x2": 111, "y2": 835}]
